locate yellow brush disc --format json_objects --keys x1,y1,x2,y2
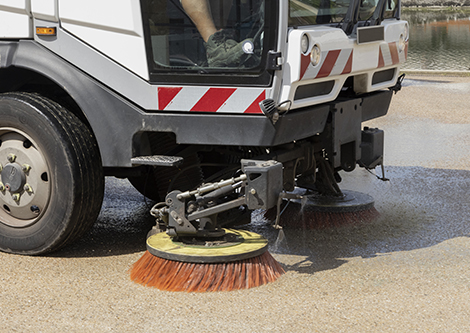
[{"x1": 146, "y1": 228, "x2": 268, "y2": 263}]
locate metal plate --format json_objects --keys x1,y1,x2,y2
[
  {"x1": 146, "y1": 229, "x2": 268, "y2": 263},
  {"x1": 357, "y1": 26, "x2": 384, "y2": 44},
  {"x1": 131, "y1": 155, "x2": 183, "y2": 167}
]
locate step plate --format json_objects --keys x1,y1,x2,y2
[{"x1": 131, "y1": 155, "x2": 184, "y2": 167}]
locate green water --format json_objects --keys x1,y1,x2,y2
[{"x1": 401, "y1": 8, "x2": 470, "y2": 71}]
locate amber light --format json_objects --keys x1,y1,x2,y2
[{"x1": 36, "y1": 27, "x2": 56, "y2": 36}]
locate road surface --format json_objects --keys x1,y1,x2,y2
[{"x1": 1, "y1": 74, "x2": 470, "y2": 332}]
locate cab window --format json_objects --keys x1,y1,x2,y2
[{"x1": 143, "y1": 0, "x2": 266, "y2": 71}]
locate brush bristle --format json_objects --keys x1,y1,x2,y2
[
  {"x1": 130, "y1": 251, "x2": 285, "y2": 292},
  {"x1": 265, "y1": 204, "x2": 380, "y2": 229}
]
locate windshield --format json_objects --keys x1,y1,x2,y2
[
  {"x1": 289, "y1": 0, "x2": 398, "y2": 26},
  {"x1": 144, "y1": 0, "x2": 266, "y2": 72}
]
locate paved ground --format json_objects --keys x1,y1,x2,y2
[{"x1": 1, "y1": 74, "x2": 470, "y2": 332}]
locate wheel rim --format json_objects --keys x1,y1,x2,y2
[{"x1": 0, "y1": 127, "x2": 51, "y2": 227}]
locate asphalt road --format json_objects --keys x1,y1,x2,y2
[{"x1": 1, "y1": 74, "x2": 470, "y2": 332}]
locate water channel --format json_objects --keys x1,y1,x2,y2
[{"x1": 401, "y1": 8, "x2": 470, "y2": 71}]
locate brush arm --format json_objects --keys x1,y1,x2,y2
[{"x1": 151, "y1": 159, "x2": 284, "y2": 238}]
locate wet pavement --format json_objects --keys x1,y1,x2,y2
[{"x1": 1, "y1": 74, "x2": 470, "y2": 332}]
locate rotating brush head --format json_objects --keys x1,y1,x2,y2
[
  {"x1": 129, "y1": 229, "x2": 285, "y2": 292},
  {"x1": 265, "y1": 190, "x2": 380, "y2": 229}
]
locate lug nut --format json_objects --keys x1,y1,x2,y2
[
  {"x1": 7, "y1": 154, "x2": 16, "y2": 163},
  {"x1": 22, "y1": 164, "x2": 31, "y2": 173},
  {"x1": 0, "y1": 182, "x2": 5, "y2": 191},
  {"x1": 12, "y1": 193, "x2": 20, "y2": 202},
  {"x1": 24, "y1": 184, "x2": 33, "y2": 193}
]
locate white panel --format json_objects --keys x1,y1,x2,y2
[
  {"x1": 58, "y1": 0, "x2": 149, "y2": 79},
  {"x1": 32, "y1": 0, "x2": 58, "y2": 22},
  {"x1": 0, "y1": 0, "x2": 29, "y2": 11},
  {"x1": 353, "y1": 43, "x2": 379, "y2": 72},
  {"x1": 380, "y1": 44, "x2": 393, "y2": 67},
  {"x1": 0, "y1": 1, "x2": 32, "y2": 38}
]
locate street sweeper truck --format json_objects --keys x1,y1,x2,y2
[{"x1": 0, "y1": 0, "x2": 407, "y2": 289}]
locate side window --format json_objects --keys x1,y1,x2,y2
[
  {"x1": 383, "y1": 0, "x2": 398, "y2": 19},
  {"x1": 289, "y1": 0, "x2": 399, "y2": 27},
  {"x1": 359, "y1": 0, "x2": 399, "y2": 21},
  {"x1": 144, "y1": 0, "x2": 265, "y2": 71},
  {"x1": 289, "y1": 0, "x2": 351, "y2": 26}
]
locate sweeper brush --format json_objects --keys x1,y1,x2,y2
[
  {"x1": 266, "y1": 189, "x2": 380, "y2": 229},
  {"x1": 129, "y1": 160, "x2": 286, "y2": 292},
  {"x1": 264, "y1": 154, "x2": 383, "y2": 230},
  {"x1": 130, "y1": 229, "x2": 284, "y2": 292},
  {"x1": 129, "y1": 153, "x2": 385, "y2": 291}
]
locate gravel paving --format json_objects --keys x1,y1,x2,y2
[{"x1": 1, "y1": 74, "x2": 470, "y2": 332}]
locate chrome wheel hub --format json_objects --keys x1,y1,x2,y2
[{"x1": 0, "y1": 128, "x2": 51, "y2": 227}]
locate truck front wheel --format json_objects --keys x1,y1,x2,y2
[{"x1": 0, "y1": 93, "x2": 104, "y2": 255}]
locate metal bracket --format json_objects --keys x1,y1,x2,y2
[
  {"x1": 151, "y1": 160, "x2": 284, "y2": 238},
  {"x1": 266, "y1": 51, "x2": 282, "y2": 70}
]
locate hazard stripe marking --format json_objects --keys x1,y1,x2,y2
[
  {"x1": 342, "y1": 51, "x2": 353, "y2": 75},
  {"x1": 378, "y1": 48, "x2": 385, "y2": 68},
  {"x1": 190, "y1": 88, "x2": 237, "y2": 112},
  {"x1": 244, "y1": 91, "x2": 266, "y2": 114},
  {"x1": 158, "y1": 87, "x2": 183, "y2": 110},
  {"x1": 217, "y1": 88, "x2": 266, "y2": 113},
  {"x1": 316, "y1": 50, "x2": 341, "y2": 78},
  {"x1": 161, "y1": 87, "x2": 207, "y2": 111},
  {"x1": 157, "y1": 87, "x2": 267, "y2": 113},
  {"x1": 330, "y1": 49, "x2": 353, "y2": 76},
  {"x1": 300, "y1": 54, "x2": 311, "y2": 80},
  {"x1": 389, "y1": 42, "x2": 399, "y2": 65},
  {"x1": 378, "y1": 42, "x2": 405, "y2": 68},
  {"x1": 300, "y1": 49, "x2": 354, "y2": 80}
]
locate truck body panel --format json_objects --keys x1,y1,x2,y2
[
  {"x1": 0, "y1": 1, "x2": 32, "y2": 38},
  {"x1": 59, "y1": 0, "x2": 149, "y2": 79},
  {"x1": 0, "y1": 0, "x2": 407, "y2": 167},
  {"x1": 31, "y1": 0, "x2": 57, "y2": 22}
]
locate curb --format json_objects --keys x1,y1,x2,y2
[{"x1": 400, "y1": 69, "x2": 470, "y2": 77}]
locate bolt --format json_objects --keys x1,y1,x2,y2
[
  {"x1": 24, "y1": 184, "x2": 33, "y2": 193},
  {"x1": 12, "y1": 193, "x2": 20, "y2": 202},
  {"x1": 170, "y1": 211, "x2": 184, "y2": 225},
  {"x1": 250, "y1": 188, "x2": 257, "y2": 195},
  {"x1": 0, "y1": 182, "x2": 5, "y2": 191},
  {"x1": 22, "y1": 164, "x2": 31, "y2": 173},
  {"x1": 30, "y1": 205, "x2": 40, "y2": 215},
  {"x1": 7, "y1": 154, "x2": 16, "y2": 163}
]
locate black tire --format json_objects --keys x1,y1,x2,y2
[{"x1": 0, "y1": 92, "x2": 104, "y2": 255}]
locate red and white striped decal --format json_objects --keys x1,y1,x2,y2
[
  {"x1": 378, "y1": 41, "x2": 408, "y2": 68},
  {"x1": 300, "y1": 49, "x2": 353, "y2": 81},
  {"x1": 157, "y1": 87, "x2": 266, "y2": 114}
]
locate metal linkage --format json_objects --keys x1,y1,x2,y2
[
  {"x1": 176, "y1": 174, "x2": 248, "y2": 201},
  {"x1": 150, "y1": 160, "x2": 284, "y2": 238}
]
